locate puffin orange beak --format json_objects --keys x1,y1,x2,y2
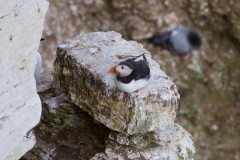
[{"x1": 108, "y1": 65, "x2": 118, "y2": 74}]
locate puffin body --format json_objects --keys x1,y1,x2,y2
[
  {"x1": 148, "y1": 27, "x2": 201, "y2": 56},
  {"x1": 115, "y1": 76, "x2": 150, "y2": 93},
  {"x1": 108, "y1": 54, "x2": 151, "y2": 93}
]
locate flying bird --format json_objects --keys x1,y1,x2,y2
[
  {"x1": 108, "y1": 54, "x2": 151, "y2": 93},
  {"x1": 148, "y1": 27, "x2": 201, "y2": 57}
]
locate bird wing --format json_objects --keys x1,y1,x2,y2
[
  {"x1": 141, "y1": 54, "x2": 149, "y2": 65},
  {"x1": 125, "y1": 54, "x2": 149, "y2": 64},
  {"x1": 133, "y1": 62, "x2": 150, "y2": 81},
  {"x1": 148, "y1": 31, "x2": 172, "y2": 49},
  {"x1": 124, "y1": 53, "x2": 146, "y2": 62}
]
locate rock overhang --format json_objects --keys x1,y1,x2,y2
[{"x1": 54, "y1": 31, "x2": 180, "y2": 135}]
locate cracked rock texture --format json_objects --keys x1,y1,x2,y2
[
  {"x1": 39, "y1": 1, "x2": 240, "y2": 159},
  {"x1": 21, "y1": 73, "x2": 110, "y2": 160},
  {"x1": 54, "y1": 31, "x2": 180, "y2": 135},
  {"x1": 0, "y1": 0, "x2": 49, "y2": 159},
  {"x1": 92, "y1": 124, "x2": 194, "y2": 160},
  {"x1": 22, "y1": 32, "x2": 194, "y2": 160}
]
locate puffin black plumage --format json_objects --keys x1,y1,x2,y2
[
  {"x1": 148, "y1": 27, "x2": 201, "y2": 57},
  {"x1": 108, "y1": 54, "x2": 151, "y2": 93}
]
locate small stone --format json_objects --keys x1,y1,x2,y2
[
  {"x1": 42, "y1": 95, "x2": 66, "y2": 114},
  {"x1": 211, "y1": 124, "x2": 219, "y2": 131},
  {"x1": 127, "y1": 151, "x2": 141, "y2": 159}
]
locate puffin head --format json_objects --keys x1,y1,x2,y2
[{"x1": 115, "y1": 62, "x2": 134, "y2": 77}]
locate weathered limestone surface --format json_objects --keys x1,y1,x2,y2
[
  {"x1": 22, "y1": 73, "x2": 194, "y2": 159},
  {"x1": 54, "y1": 31, "x2": 180, "y2": 135},
  {"x1": 0, "y1": 0, "x2": 49, "y2": 159},
  {"x1": 22, "y1": 73, "x2": 110, "y2": 160},
  {"x1": 21, "y1": 32, "x2": 194, "y2": 159},
  {"x1": 37, "y1": 1, "x2": 240, "y2": 159},
  {"x1": 92, "y1": 124, "x2": 195, "y2": 160}
]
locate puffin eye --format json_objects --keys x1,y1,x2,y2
[{"x1": 121, "y1": 66, "x2": 124, "y2": 69}]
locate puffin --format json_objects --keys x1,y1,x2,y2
[
  {"x1": 108, "y1": 54, "x2": 151, "y2": 93},
  {"x1": 148, "y1": 27, "x2": 201, "y2": 57}
]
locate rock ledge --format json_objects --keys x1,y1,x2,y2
[{"x1": 54, "y1": 31, "x2": 180, "y2": 135}]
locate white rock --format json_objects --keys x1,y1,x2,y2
[
  {"x1": 92, "y1": 124, "x2": 195, "y2": 160},
  {"x1": 54, "y1": 31, "x2": 180, "y2": 135},
  {"x1": 0, "y1": 0, "x2": 49, "y2": 159},
  {"x1": 127, "y1": 151, "x2": 141, "y2": 159}
]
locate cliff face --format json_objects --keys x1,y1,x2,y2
[
  {"x1": 0, "y1": 0, "x2": 49, "y2": 159},
  {"x1": 22, "y1": 31, "x2": 194, "y2": 160},
  {"x1": 54, "y1": 31, "x2": 179, "y2": 135},
  {"x1": 54, "y1": 31, "x2": 194, "y2": 160},
  {"x1": 39, "y1": 1, "x2": 240, "y2": 160}
]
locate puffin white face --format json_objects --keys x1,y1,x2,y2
[{"x1": 115, "y1": 65, "x2": 133, "y2": 77}]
